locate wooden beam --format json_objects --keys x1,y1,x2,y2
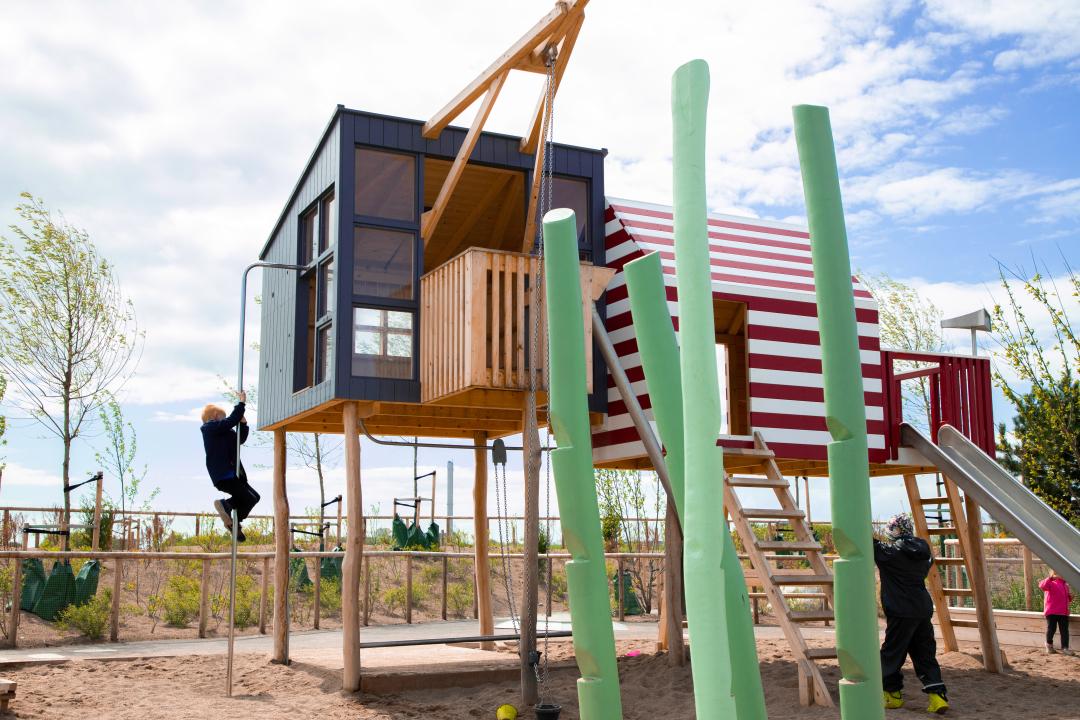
[
  {"x1": 520, "y1": 105, "x2": 552, "y2": 252},
  {"x1": 473, "y1": 432, "x2": 495, "y2": 650},
  {"x1": 271, "y1": 429, "x2": 290, "y2": 664},
  {"x1": 422, "y1": 2, "x2": 572, "y2": 139},
  {"x1": 520, "y1": 389, "x2": 541, "y2": 705},
  {"x1": 342, "y1": 402, "x2": 365, "y2": 692},
  {"x1": 903, "y1": 474, "x2": 958, "y2": 652},
  {"x1": 520, "y1": 11, "x2": 585, "y2": 154},
  {"x1": 963, "y1": 494, "x2": 1003, "y2": 673},
  {"x1": 422, "y1": 71, "x2": 508, "y2": 245}
]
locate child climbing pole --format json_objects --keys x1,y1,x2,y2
[{"x1": 200, "y1": 390, "x2": 260, "y2": 542}]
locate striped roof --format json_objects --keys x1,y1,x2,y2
[{"x1": 593, "y1": 197, "x2": 888, "y2": 465}]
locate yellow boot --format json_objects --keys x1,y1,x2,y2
[
  {"x1": 884, "y1": 691, "x2": 904, "y2": 709},
  {"x1": 927, "y1": 692, "x2": 949, "y2": 714}
]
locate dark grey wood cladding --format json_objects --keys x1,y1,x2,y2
[{"x1": 257, "y1": 106, "x2": 608, "y2": 429}]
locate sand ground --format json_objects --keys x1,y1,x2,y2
[{"x1": 1, "y1": 636, "x2": 1078, "y2": 719}]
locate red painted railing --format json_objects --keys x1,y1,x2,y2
[{"x1": 881, "y1": 350, "x2": 996, "y2": 461}]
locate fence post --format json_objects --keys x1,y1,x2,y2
[
  {"x1": 313, "y1": 554, "x2": 322, "y2": 630},
  {"x1": 406, "y1": 554, "x2": 413, "y2": 624},
  {"x1": 1022, "y1": 547, "x2": 1034, "y2": 611},
  {"x1": 199, "y1": 559, "x2": 211, "y2": 638},
  {"x1": 259, "y1": 557, "x2": 269, "y2": 634},
  {"x1": 363, "y1": 557, "x2": 371, "y2": 627},
  {"x1": 110, "y1": 558, "x2": 122, "y2": 642},
  {"x1": 195, "y1": 515, "x2": 201, "y2": 537},
  {"x1": 617, "y1": 557, "x2": 625, "y2": 622},
  {"x1": 441, "y1": 555, "x2": 448, "y2": 621},
  {"x1": 2, "y1": 510, "x2": 9, "y2": 547},
  {"x1": 752, "y1": 595, "x2": 760, "y2": 625},
  {"x1": 8, "y1": 556, "x2": 22, "y2": 648}
]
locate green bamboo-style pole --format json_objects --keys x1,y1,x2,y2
[
  {"x1": 543, "y1": 207, "x2": 624, "y2": 720},
  {"x1": 625, "y1": 251, "x2": 767, "y2": 719},
  {"x1": 792, "y1": 104, "x2": 884, "y2": 720}
]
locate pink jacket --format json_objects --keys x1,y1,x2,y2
[{"x1": 1039, "y1": 575, "x2": 1072, "y2": 616}]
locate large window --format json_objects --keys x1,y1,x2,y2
[
  {"x1": 319, "y1": 192, "x2": 335, "y2": 255},
  {"x1": 353, "y1": 227, "x2": 414, "y2": 300},
  {"x1": 295, "y1": 188, "x2": 336, "y2": 391},
  {"x1": 355, "y1": 148, "x2": 416, "y2": 222},
  {"x1": 352, "y1": 307, "x2": 413, "y2": 379},
  {"x1": 551, "y1": 177, "x2": 589, "y2": 255},
  {"x1": 300, "y1": 206, "x2": 317, "y2": 266}
]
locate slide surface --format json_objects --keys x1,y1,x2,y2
[{"x1": 902, "y1": 423, "x2": 1080, "y2": 590}]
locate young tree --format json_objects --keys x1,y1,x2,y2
[
  {"x1": 0, "y1": 194, "x2": 141, "y2": 547},
  {"x1": 95, "y1": 396, "x2": 155, "y2": 516},
  {"x1": 861, "y1": 273, "x2": 949, "y2": 429},
  {"x1": 0, "y1": 374, "x2": 7, "y2": 492},
  {"x1": 992, "y1": 261, "x2": 1079, "y2": 525},
  {"x1": 290, "y1": 432, "x2": 342, "y2": 548}
]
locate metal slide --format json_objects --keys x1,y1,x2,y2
[{"x1": 901, "y1": 423, "x2": 1080, "y2": 590}]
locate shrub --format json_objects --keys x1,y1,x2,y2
[
  {"x1": 549, "y1": 568, "x2": 568, "y2": 604},
  {"x1": 162, "y1": 575, "x2": 201, "y2": 627},
  {"x1": 601, "y1": 513, "x2": 621, "y2": 548},
  {"x1": 446, "y1": 581, "x2": 473, "y2": 617},
  {"x1": 319, "y1": 578, "x2": 342, "y2": 615},
  {"x1": 57, "y1": 590, "x2": 112, "y2": 639},
  {"x1": 420, "y1": 562, "x2": 442, "y2": 585},
  {"x1": 380, "y1": 583, "x2": 427, "y2": 617}
]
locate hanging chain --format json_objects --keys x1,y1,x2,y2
[{"x1": 493, "y1": 458, "x2": 519, "y2": 634}]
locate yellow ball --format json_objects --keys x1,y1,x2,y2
[{"x1": 496, "y1": 703, "x2": 518, "y2": 720}]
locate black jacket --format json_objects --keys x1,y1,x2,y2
[
  {"x1": 874, "y1": 535, "x2": 935, "y2": 618},
  {"x1": 201, "y1": 402, "x2": 249, "y2": 483}
]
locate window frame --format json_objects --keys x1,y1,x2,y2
[
  {"x1": 294, "y1": 186, "x2": 337, "y2": 393},
  {"x1": 350, "y1": 305, "x2": 417, "y2": 380}
]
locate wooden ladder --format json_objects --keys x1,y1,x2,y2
[
  {"x1": 904, "y1": 473, "x2": 1003, "y2": 670},
  {"x1": 724, "y1": 433, "x2": 836, "y2": 707}
]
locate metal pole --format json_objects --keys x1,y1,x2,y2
[
  {"x1": 446, "y1": 461, "x2": 454, "y2": 536},
  {"x1": 228, "y1": 261, "x2": 304, "y2": 697}
]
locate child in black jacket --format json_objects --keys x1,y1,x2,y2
[
  {"x1": 875, "y1": 512, "x2": 949, "y2": 714},
  {"x1": 200, "y1": 392, "x2": 259, "y2": 542}
]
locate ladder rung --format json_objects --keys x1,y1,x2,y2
[
  {"x1": 743, "y1": 508, "x2": 805, "y2": 520},
  {"x1": 772, "y1": 574, "x2": 833, "y2": 586},
  {"x1": 927, "y1": 527, "x2": 957, "y2": 535},
  {"x1": 804, "y1": 647, "x2": 837, "y2": 660},
  {"x1": 948, "y1": 619, "x2": 980, "y2": 628},
  {"x1": 942, "y1": 587, "x2": 973, "y2": 596},
  {"x1": 788, "y1": 609, "x2": 835, "y2": 622},
  {"x1": 758, "y1": 541, "x2": 822, "y2": 551},
  {"x1": 728, "y1": 476, "x2": 787, "y2": 488},
  {"x1": 748, "y1": 592, "x2": 827, "y2": 599},
  {"x1": 919, "y1": 496, "x2": 951, "y2": 504}
]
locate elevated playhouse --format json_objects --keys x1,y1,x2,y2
[{"x1": 253, "y1": 0, "x2": 1080, "y2": 710}]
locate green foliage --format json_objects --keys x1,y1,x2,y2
[
  {"x1": 445, "y1": 529, "x2": 474, "y2": 548},
  {"x1": 600, "y1": 513, "x2": 621, "y2": 547},
  {"x1": 992, "y1": 262, "x2": 1080, "y2": 526},
  {"x1": 57, "y1": 589, "x2": 112, "y2": 639},
  {"x1": 221, "y1": 574, "x2": 261, "y2": 629},
  {"x1": 160, "y1": 575, "x2": 200, "y2": 627},
  {"x1": 70, "y1": 498, "x2": 115, "y2": 551},
  {"x1": 446, "y1": 581, "x2": 474, "y2": 617},
  {"x1": 0, "y1": 374, "x2": 6, "y2": 476},
  {"x1": 861, "y1": 273, "x2": 948, "y2": 429},
  {"x1": 380, "y1": 582, "x2": 427, "y2": 617},
  {"x1": 548, "y1": 568, "x2": 568, "y2": 604},
  {"x1": 95, "y1": 397, "x2": 154, "y2": 515},
  {"x1": 0, "y1": 193, "x2": 141, "y2": 528},
  {"x1": 0, "y1": 562, "x2": 12, "y2": 636},
  {"x1": 319, "y1": 577, "x2": 342, "y2": 614}
]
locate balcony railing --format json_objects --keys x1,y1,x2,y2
[
  {"x1": 881, "y1": 350, "x2": 996, "y2": 461},
  {"x1": 419, "y1": 247, "x2": 612, "y2": 405}
]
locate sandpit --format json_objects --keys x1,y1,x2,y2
[{"x1": 2, "y1": 638, "x2": 1078, "y2": 719}]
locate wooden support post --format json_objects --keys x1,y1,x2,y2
[
  {"x1": 663, "y1": 504, "x2": 686, "y2": 665},
  {"x1": 441, "y1": 555, "x2": 449, "y2": 621},
  {"x1": 963, "y1": 495, "x2": 1003, "y2": 673},
  {"x1": 8, "y1": 556, "x2": 21, "y2": 648},
  {"x1": 2, "y1": 510, "x2": 9, "y2": 547},
  {"x1": 272, "y1": 428, "x2": 290, "y2": 664},
  {"x1": 199, "y1": 559, "x2": 211, "y2": 639},
  {"x1": 195, "y1": 515, "x2": 201, "y2": 537},
  {"x1": 1022, "y1": 547, "x2": 1034, "y2": 611},
  {"x1": 341, "y1": 402, "x2": 365, "y2": 693},
  {"x1": 473, "y1": 432, "x2": 494, "y2": 650},
  {"x1": 110, "y1": 558, "x2": 121, "y2": 642},
  {"x1": 904, "y1": 474, "x2": 957, "y2": 652},
  {"x1": 259, "y1": 557, "x2": 269, "y2": 634},
  {"x1": 313, "y1": 551, "x2": 322, "y2": 630},
  {"x1": 406, "y1": 555, "x2": 414, "y2": 625},
  {"x1": 363, "y1": 557, "x2": 371, "y2": 627},
  {"x1": 753, "y1": 596, "x2": 760, "y2": 625},
  {"x1": 521, "y1": 397, "x2": 541, "y2": 706},
  {"x1": 91, "y1": 474, "x2": 104, "y2": 552}
]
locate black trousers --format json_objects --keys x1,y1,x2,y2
[
  {"x1": 212, "y1": 466, "x2": 261, "y2": 523},
  {"x1": 880, "y1": 615, "x2": 946, "y2": 696},
  {"x1": 1046, "y1": 614, "x2": 1070, "y2": 648}
]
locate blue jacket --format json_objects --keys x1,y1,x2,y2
[{"x1": 201, "y1": 402, "x2": 249, "y2": 483}]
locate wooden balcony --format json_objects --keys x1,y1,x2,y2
[{"x1": 420, "y1": 247, "x2": 612, "y2": 406}]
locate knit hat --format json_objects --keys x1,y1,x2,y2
[{"x1": 884, "y1": 513, "x2": 914, "y2": 540}]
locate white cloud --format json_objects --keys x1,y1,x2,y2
[{"x1": 1, "y1": 462, "x2": 61, "y2": 489}]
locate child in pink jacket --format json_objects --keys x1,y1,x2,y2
[{"x1": 1040, "y1": 570, "x2": 1073, "y2": 655}]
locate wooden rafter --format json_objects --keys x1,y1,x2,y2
[
  {"x1": 520, "y1": 12, "x2": 586, "y2": 154},
  {"x1": 421, "y1": 0, "x2": 588, "y2": 246}
]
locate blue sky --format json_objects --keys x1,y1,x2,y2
[{"x1": 0, "y1": 0, "x2": 1077, "y2": 527}]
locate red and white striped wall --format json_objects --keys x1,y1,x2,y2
[{"x1": 592, "y1": 197, "x2": 888, "y2": 466}]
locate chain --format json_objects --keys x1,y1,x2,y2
[{"x1": 493, "y1": 458, "x2": 518, "y2": 634}]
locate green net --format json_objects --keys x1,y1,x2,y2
[
  {"x1": 73, "y1": 560, "x2": 101, "y2": 605},
  {"x1": 289, "y1": 552, "x2": 312, "y2": 589},
  {"x1": 319, "y1": 548, "x2": 343, "y2": 583},
  {"x1": 392, "y1": 516, "x2": 440, "y2": 550},
  {"x1": 32, "y1": 562, "x2": 77, "y2": 621},
  {"x1": 612, "y1": 569, "x2": 643, "y2": 616},
  {"x1": 19, "y1": 559, "x2": 46, "y2": 611}
]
